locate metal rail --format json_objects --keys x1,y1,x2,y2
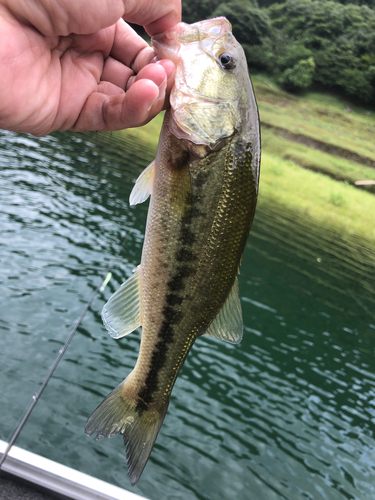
[{"x1": 0, "y1": 440, "x2": 147, "y2": 500}]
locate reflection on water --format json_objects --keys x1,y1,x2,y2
[{"x1": 0, "y1": 128, "x2": 374, "y2": 500}]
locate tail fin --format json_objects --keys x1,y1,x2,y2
[{"x1": 85, "y1": 379, "x2": 168, "y2": 485}]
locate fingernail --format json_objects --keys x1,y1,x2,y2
[
  {"x1": 157, "y1": 79, "x2": 166, "y2": 101},
  {"x1": 146, "y1": 99, "x2": 157, "y2": 112}
]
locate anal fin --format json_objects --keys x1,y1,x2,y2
[{"x1": 204, "y1": 278, "x2": 243, "y2": 344}]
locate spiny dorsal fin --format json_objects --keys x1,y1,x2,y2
[
  {"x1": 129, "y1": 160, "x2": 156, "y2": 206},
  {"x1": 204, "y1": 278, "x2": 243, "y2": 344},
  {"x1": 101, "y1": 266, "x2": 141, "y2": 339}
]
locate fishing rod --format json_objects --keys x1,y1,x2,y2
[{"x1": 0, "y1": 248, "x2": 122, "y2": 468}]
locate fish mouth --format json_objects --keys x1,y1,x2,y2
[
  {"x1": 152, "y1": 17, "x2": 239, "y2": 147},
  {"x1": 152, "y1": 17, "x2": 232, "y2": 63}
]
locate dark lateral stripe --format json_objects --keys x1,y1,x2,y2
[
  {"x1": 167, "y1": 265, "x2": 192, "y2": 292},
  {"x1": 135, "y1": 176, "x2": 207, "y2": 412}
]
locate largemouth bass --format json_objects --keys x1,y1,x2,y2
[{"x1": 85, "y1": 17, "x2": 260, "y2": 485}]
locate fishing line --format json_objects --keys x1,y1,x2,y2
[{"x1": 0, "y1": 246, "x2": 123, "y2": 468}]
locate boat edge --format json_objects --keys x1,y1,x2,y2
[{"x1": 0, "y1": 440, "x2": 148, "y2": 500}]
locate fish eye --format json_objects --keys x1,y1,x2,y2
[{"x1": 219, "y1": 52, "x2": 236, "y2": 70}]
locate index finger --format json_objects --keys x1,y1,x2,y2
[{"x1": 110, "y1": 19, "x2": 154, "y2": 70}]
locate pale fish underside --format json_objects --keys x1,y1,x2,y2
[{"x1": 85, "y1": 17, "x2": 261, "y2": 485}]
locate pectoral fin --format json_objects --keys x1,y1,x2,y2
[
  {"x1": 102, "y1": 266, "x2": 141, "y2": 339},
  {"x1": 204, "y1": 278, "x2": 243, "y2": 344},
  {"x1": 129, "y1": 160, "x2": 155, "y2": 206}
]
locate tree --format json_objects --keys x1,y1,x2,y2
[
  {"x1": 182, "y1": 0, "x2": 375, "y2": 104},
  {"x1": 279, "y1": 57, "x2": 316, "y2": 89},
  {"x1": 182, "y1": 0, "x2": 232, "y2": 24},
  {"x1": 213, "y1": 1, "x2": 271, "y2": 46},
  {"x1": 268, "y1": 0, "x2": 375, "y2": 102}
]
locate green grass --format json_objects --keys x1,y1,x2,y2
[
  {"x1": 252, "y1": 74, "x2": 375, "y2": 244},
  {"x1": 117, "y1": 113, "x2": 164, "y2": 149},
  {"x1": 259, "y1": 152, "x2": 375, "y2": 245},
  {"x1": 261, "y1": 128, "x2": 375, "y2": 192},
  {"x1": 252, "y1": 75, "x2": 375, "y2": 162}
]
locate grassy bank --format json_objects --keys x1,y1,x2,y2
[
  {"x1": 117, "y1": 78, "x2": 375, "y2": 247},
  {"x1": 259, "y1": 152, "x2": 375, "y2": 243},
  {"x1": 253, "y1": 75, "x2": 375, "y2": 162},
  {"x1": 252, "y1": 75, "x2": 375, "y2": 246},
  {"x1": 261, "y1": 128, "x2": 375, "y2": 192},
  {"x1": 119, "y1": 114, "x2": 163, "y2": 150}
]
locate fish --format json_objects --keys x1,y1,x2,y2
[{"x1": 85, "y1": 17, "x2": 261, "y2": 485}]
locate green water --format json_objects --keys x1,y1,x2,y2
[{"x1": 0, "y1": 128, "x2": 374, "y2": 500}]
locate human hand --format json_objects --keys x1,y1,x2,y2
[{"x1": 0, "y1": 0, "x2": 181, "y2": 136}]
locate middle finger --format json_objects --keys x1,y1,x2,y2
[{"x1": 101, "y1": 56, "x2": 134, "y2": 89}]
